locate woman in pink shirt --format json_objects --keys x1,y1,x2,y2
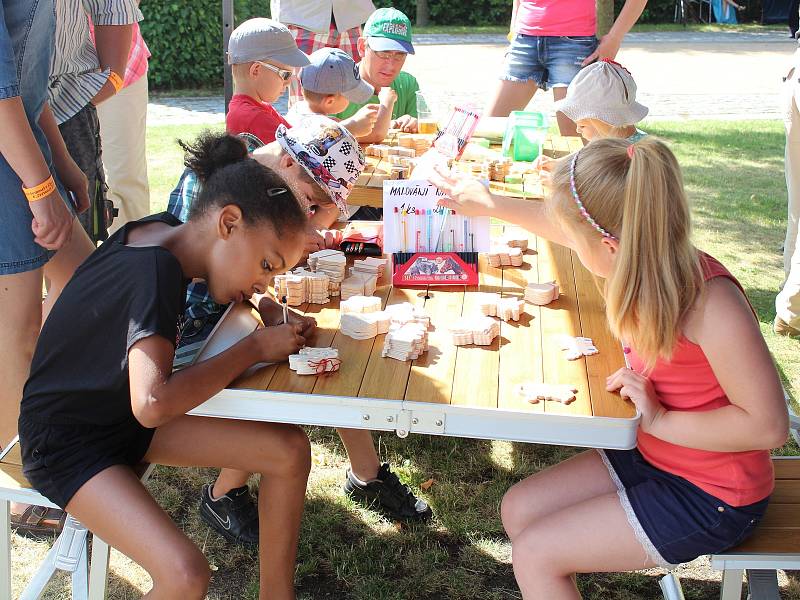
[
  {"x1": 431, "y1": 137, "x2": 788, "y2": 598},
  {"x1": 489, "y1": 0, "x2": 648, "y2": 136}
]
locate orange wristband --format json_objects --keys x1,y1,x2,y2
[
  {"x1": 22, "y1": 176, "x2": 56, "y2": 202},
  {"x1": 107, "y1": 71, "x2": 124, "y2": 93}
]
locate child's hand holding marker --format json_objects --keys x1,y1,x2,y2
[
  {"x1": 252, "y1": 322, "x2": 306, "y2": 362},
  {"x1": 428, "y1": 163, "x2": 495, "y2": 217}
]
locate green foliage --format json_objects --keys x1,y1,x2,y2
[
  {"x1": 373, "y1": 0, "x2": 512, "y2": 26},
  {"x1": 140, "y1": 0, "x2": 268, "y2": 89}
]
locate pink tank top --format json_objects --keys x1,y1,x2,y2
[
  {"x1": 630, "y1": 255, "x2": 774, "y2": 507},
  {"x1": 515, "y1": 0, "x2": 597, "y2": 37}
]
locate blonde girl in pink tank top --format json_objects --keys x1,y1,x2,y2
[{"x1": 429, "y1": 137, "x2": 788, "y2": 599}]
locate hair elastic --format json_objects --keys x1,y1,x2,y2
[
  {"x1": 626, "y1": 144, "x2": 636, "y2": 159},
  {"x1": 569, "y1": 152, "x2": 617, "y2": 240}
]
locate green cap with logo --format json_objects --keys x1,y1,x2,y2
[{"x1": 364, "y1": 8, "x2": 415, "y2": 55}]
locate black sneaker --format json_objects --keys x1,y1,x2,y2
[
  {"x1": 199, "y1": 483, "x2": 259, "y2": 545},
  {"x1": 343, "y1": 463, "x2": 433, "y2": 522}
]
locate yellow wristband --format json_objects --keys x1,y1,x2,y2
[
  {"x1": 23, "y1": 176, "x2": 56, "y2": 202},
  {"x1": 108, "y1": 71, "x2": 124, "y2": 93}
]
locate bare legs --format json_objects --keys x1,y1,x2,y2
[
  {"x1": 485, "y1": 80, "x2": 579, "y2": 136},
  {"x1": 501, "y1": 451, "x2": 656, "y2": 600},
  {"x1": 67, "y1": 416, "x2": 310, "y2": 600},
  {"x1": 552, "y1": 86, "x2": 580, "y2": 136},
  {"x1": 213, "y1": 427, "x2": 381, "y2": 496}
]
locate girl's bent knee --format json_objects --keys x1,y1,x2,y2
[
  {"x1": 501, "y1": 485, "x2": 527, "y2": 539},
  {"x1": 267, "y1": 425, "x2": 311, "y2": 478},
  {"x1": 161, "y1": 552, "x2": 211, "y2": 597}
]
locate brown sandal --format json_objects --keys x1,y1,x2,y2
[{"x1": 11, "y1": 504, "x2": 66, "y2": 536}]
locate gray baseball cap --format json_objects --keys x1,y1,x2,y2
[
  {"x1": 300, "y1": 48, "x2": 374, "y2": 103},
  {"x1": 227, "y1": 18, "x2": 310, "y2": 67}
]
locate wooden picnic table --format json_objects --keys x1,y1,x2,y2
[
  {"x1": 346, "y1": 133, "x2": 585, "y2": 208},
  {"x1": 191, "y1": 226, "x2": 639, "y2": 450}
]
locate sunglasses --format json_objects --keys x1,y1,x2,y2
[{"x1": 256, "y1": 61, "x2": 293, "y2": 81}]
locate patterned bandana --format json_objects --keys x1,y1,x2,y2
[{"x1": 275, "y1": 116, "x2": 366, "y2": 214}]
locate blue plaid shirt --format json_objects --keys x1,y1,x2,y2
[{"x1": 167, "y1": 168, "x2": 222, "y2": 319}]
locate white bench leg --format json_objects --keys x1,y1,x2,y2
[
  {"x1": 659, "y1": 572, "x2": 686, "y2": 600},
  {"x1": 20, "y1": 515, "x2": 89, "y2": 600},
  {"x1": 720, "y1": 568, "x2": 744, "y2": 600},
  {"x1": 88, "y1": 534, "x2": 111, "y2": 600},
  {"x1": 1, "y1": 499, "x2": 11, "y2": 600}
]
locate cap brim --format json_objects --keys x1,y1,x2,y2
[
  {"x1": 554, "y1": 98, "x2": 649, "y2": 127},
  {"x1": 367, "y1": 36, "x2": 415, "y2": 55},
  {"x1": 343, "y1": 79, "x2": 375, "y2": 104},
  {"x1": 268, "y1": 47, "x2": 310, "y2": 68}
]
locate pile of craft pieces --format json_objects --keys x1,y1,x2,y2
[
  {"x1": 274, "y1": 269, "x2": 330, "y2": 306},
  {"x1": 487, "y1": 245, "x2": 524, "y2": 267},
  {"x1": 382, "y1": 321, "x2": 429, "y2": 361},
  {"x1": 516, "y1": 382, "x2": 578, "y2": 404},
  {"x1": 503, "y1": 235, "x2": 529, "y2": 251},
  {"x1": 352, "y1": 257, "x2": 388, "y2": 279},
  {"x1": 288, "y1": 347, "x2": 341, "y2": 375},
  {"x1": 560, "y1": 336, "x2": 599, "y2": 361},
  {"x1": 340, "y1": 295, "x2": 382, "y2": 314},
  {"x1": 475, "y1": 292, "x2": 525, "y2": 322},
  {"x1": 307, "y1": 249, "x2": 346, "y2": 297},
  {"x1": 340, "y1": 311, "x2": 391, "y2": 339},
  {"x1": 340, "y1": 272, "x2": 378, "y2": 300},
  {"x1": 524, "y1": 282, "x2": 559, "y2": 306},
  {"x1": 448, "y1": 315, "x2": 501, "y2": 346},
  {"x1": 339, "y1": 299, "x2": 431, "y2": 346}
]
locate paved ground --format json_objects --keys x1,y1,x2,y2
[{"x1": 147, "y1": 30, "x2": 797, "y2": 126}]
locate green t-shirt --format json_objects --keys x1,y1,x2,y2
[{"x1": 335, "y1": 71, "x2": 419, "y2": 121}]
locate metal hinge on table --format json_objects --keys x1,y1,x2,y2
[{"x1": 360, "y1": 408, "x2": 445, "y2": 438}]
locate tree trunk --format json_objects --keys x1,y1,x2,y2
[
  {"x1": 416, "y1": 0, "x2": 430, "y2": 26},
  {"x1": 596, "y1": 0, "x2": 614, "y2": 36}
]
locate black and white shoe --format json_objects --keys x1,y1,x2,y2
[
  {"x1": 343, "y1": 463, "x2": 433, "y2": 522},
  {"x1": 199, "y1": 483, "x2": 259, "y2": 545}
]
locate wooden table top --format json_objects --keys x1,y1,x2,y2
[
  {"x1": 230, "y1": 228, "x2": 635, "y2": 422},
  {"x1": 347, "y1": 133, "x2": 585, "y2": 208}
]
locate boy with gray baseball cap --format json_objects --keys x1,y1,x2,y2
[
  {"x1": 285, "y1": 47, "x2": 381, "y2": 139},
  {"x1": 226, "y1": 18, "x2": 310, "y2": 145}
]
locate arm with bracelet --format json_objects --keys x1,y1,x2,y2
[{"x1": 88, "y1": 0, "x2": 140, "y2": 106}]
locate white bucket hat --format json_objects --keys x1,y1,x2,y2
[{"x1": 554, "y1": 59, "x2": 649, "y2": 127}]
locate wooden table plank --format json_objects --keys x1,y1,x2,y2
[
  {"x1": 535, "y1": 240, "x2": 593, "y2": 416},
  {"x1": 571, "y1": 258, "x2": 636, "y2": 419},
  {"x1": 498, "y1": 234, "x2": 544, "y2": 413},
  {"x1": 358, "y1": 286, "x2": 423, "y2": 400},
  {"x1": 406, "y1": 286, "x2": 465, "y2": 405},
  {"x1": 451, "y1": 255, "x2": 504, "y2": 408}
]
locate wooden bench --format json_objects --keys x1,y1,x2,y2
[
  {"x1": 666, "y1": 412, "x2": 800, "y2": 600},
  {"x1": 0, "y1": 437, "x2": 152, "y2": 599}
]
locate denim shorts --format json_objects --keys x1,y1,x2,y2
[
  {"x1": 500, "y1": 34, "x2": 598, "y2": 90},
  {"x1": 0, "y1": 0, "x2": 66, "y2": 275},
  {"x1": 599, "y1": 448, "x2": 769, "y2": 566}
]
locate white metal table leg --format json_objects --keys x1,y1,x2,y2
[
  {"x1": 1, "y1": 499, "x2": 11, "y2": 600},
  {"x1": 720, "y1": 568, "x2": 744, "y2": 600},
  {"x1": 659, "y1": 572, "x2": 686, "y2": 600},
  {"x1": 88, "y1": 534, "x2": 111, "y2": 600}
]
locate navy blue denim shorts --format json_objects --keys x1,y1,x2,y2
[
  {"x1": 599, "y1": 448, "x2": 769, "y2": 566},
  {"x1": 500, "y1": 34, "x2": 598, "y2": 90}
]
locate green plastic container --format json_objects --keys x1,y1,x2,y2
[{"x1": 502, "y1": 111, "x2": 548, "y2": 162}]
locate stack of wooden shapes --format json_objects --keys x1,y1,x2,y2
[
  {"x1": 340, "y1": 295, "x2": 382, "y2": 314},
  {"x1": 308, "y1": 249, "x2": 346, "y2": 297},
  {"x1": 340, "y1": 311, "x2": 391, "y2": 340},
  {"x1": 448, "y1": 315, "x2": 500, "y2": 346},
  {"x1": 503, "y1": 235, "x2": 529, "y2": 251},
  {"x1": 397, "y1": 133, "x2": 432, "y2": 156},
  {"x1": 382, "y1": 321, "x2": 429, "y2": 361},
  {"x1": 487, "y1": 245, "x2": 523, "y2": 267},
  {"x1": 524, "y1": 282, "x2": 559, "y2": 306},
  {"x1": 340, "y1": 272, "x2": 378, "y2": 300},
  {"x1": 383, "y1": 302, "x2": 431, "y2": 328},
  {"x1": 288, "y1": 347, "x2": 341, "y2": 375},
  {"x1": 352, "y1": 257, "x2": 388, "y2": 279},
  {"x1": 475, "y1": 293, "x2": 524, "y2": 322},
  {"x1": 274, "y1": 269, "x2": 330, "y2": 306}
]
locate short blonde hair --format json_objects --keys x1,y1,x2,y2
[{"x1": 547, "y1": 137, "x2": 703, "y2": 369}]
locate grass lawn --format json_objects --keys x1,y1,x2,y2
[{"x1": 12, "y1": 119, "x2": 800, "y2": 599}]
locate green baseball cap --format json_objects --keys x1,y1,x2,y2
[{"x1": 364, "y1": 8, "x2": 415, "y2": 55}]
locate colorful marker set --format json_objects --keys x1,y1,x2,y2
[{"x1": 392, "y1": 206, "x2": 477, "y2": 254}]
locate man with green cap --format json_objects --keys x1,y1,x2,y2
[{"x1": 334, "y1": 7, "x2": 420, "y2": 142}]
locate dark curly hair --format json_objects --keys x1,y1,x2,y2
[{"x1": 178, "y1": 131, "x2": 307, "y2": 237}]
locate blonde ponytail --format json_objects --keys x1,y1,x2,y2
[{"x1": 548, "y1": 137, "x2": 703, "y2": 369}]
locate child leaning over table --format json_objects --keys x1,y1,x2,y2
[
  {"x1": 19, "y1": 132, "x2": 313, "y2": 599},
  {"x1": 430, "y1": 137, "x2": 788, "y2": 599},
  {"x1": 169, "y1": 118, "x2": 433, "y2": 547}
]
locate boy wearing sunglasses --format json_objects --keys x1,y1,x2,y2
[
  {"x1": 334, "y1": 8, "x2": 420, "y2": 143},
  {"x1": 226, "y1": 18, "x2": 310, "y2": 144}
]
